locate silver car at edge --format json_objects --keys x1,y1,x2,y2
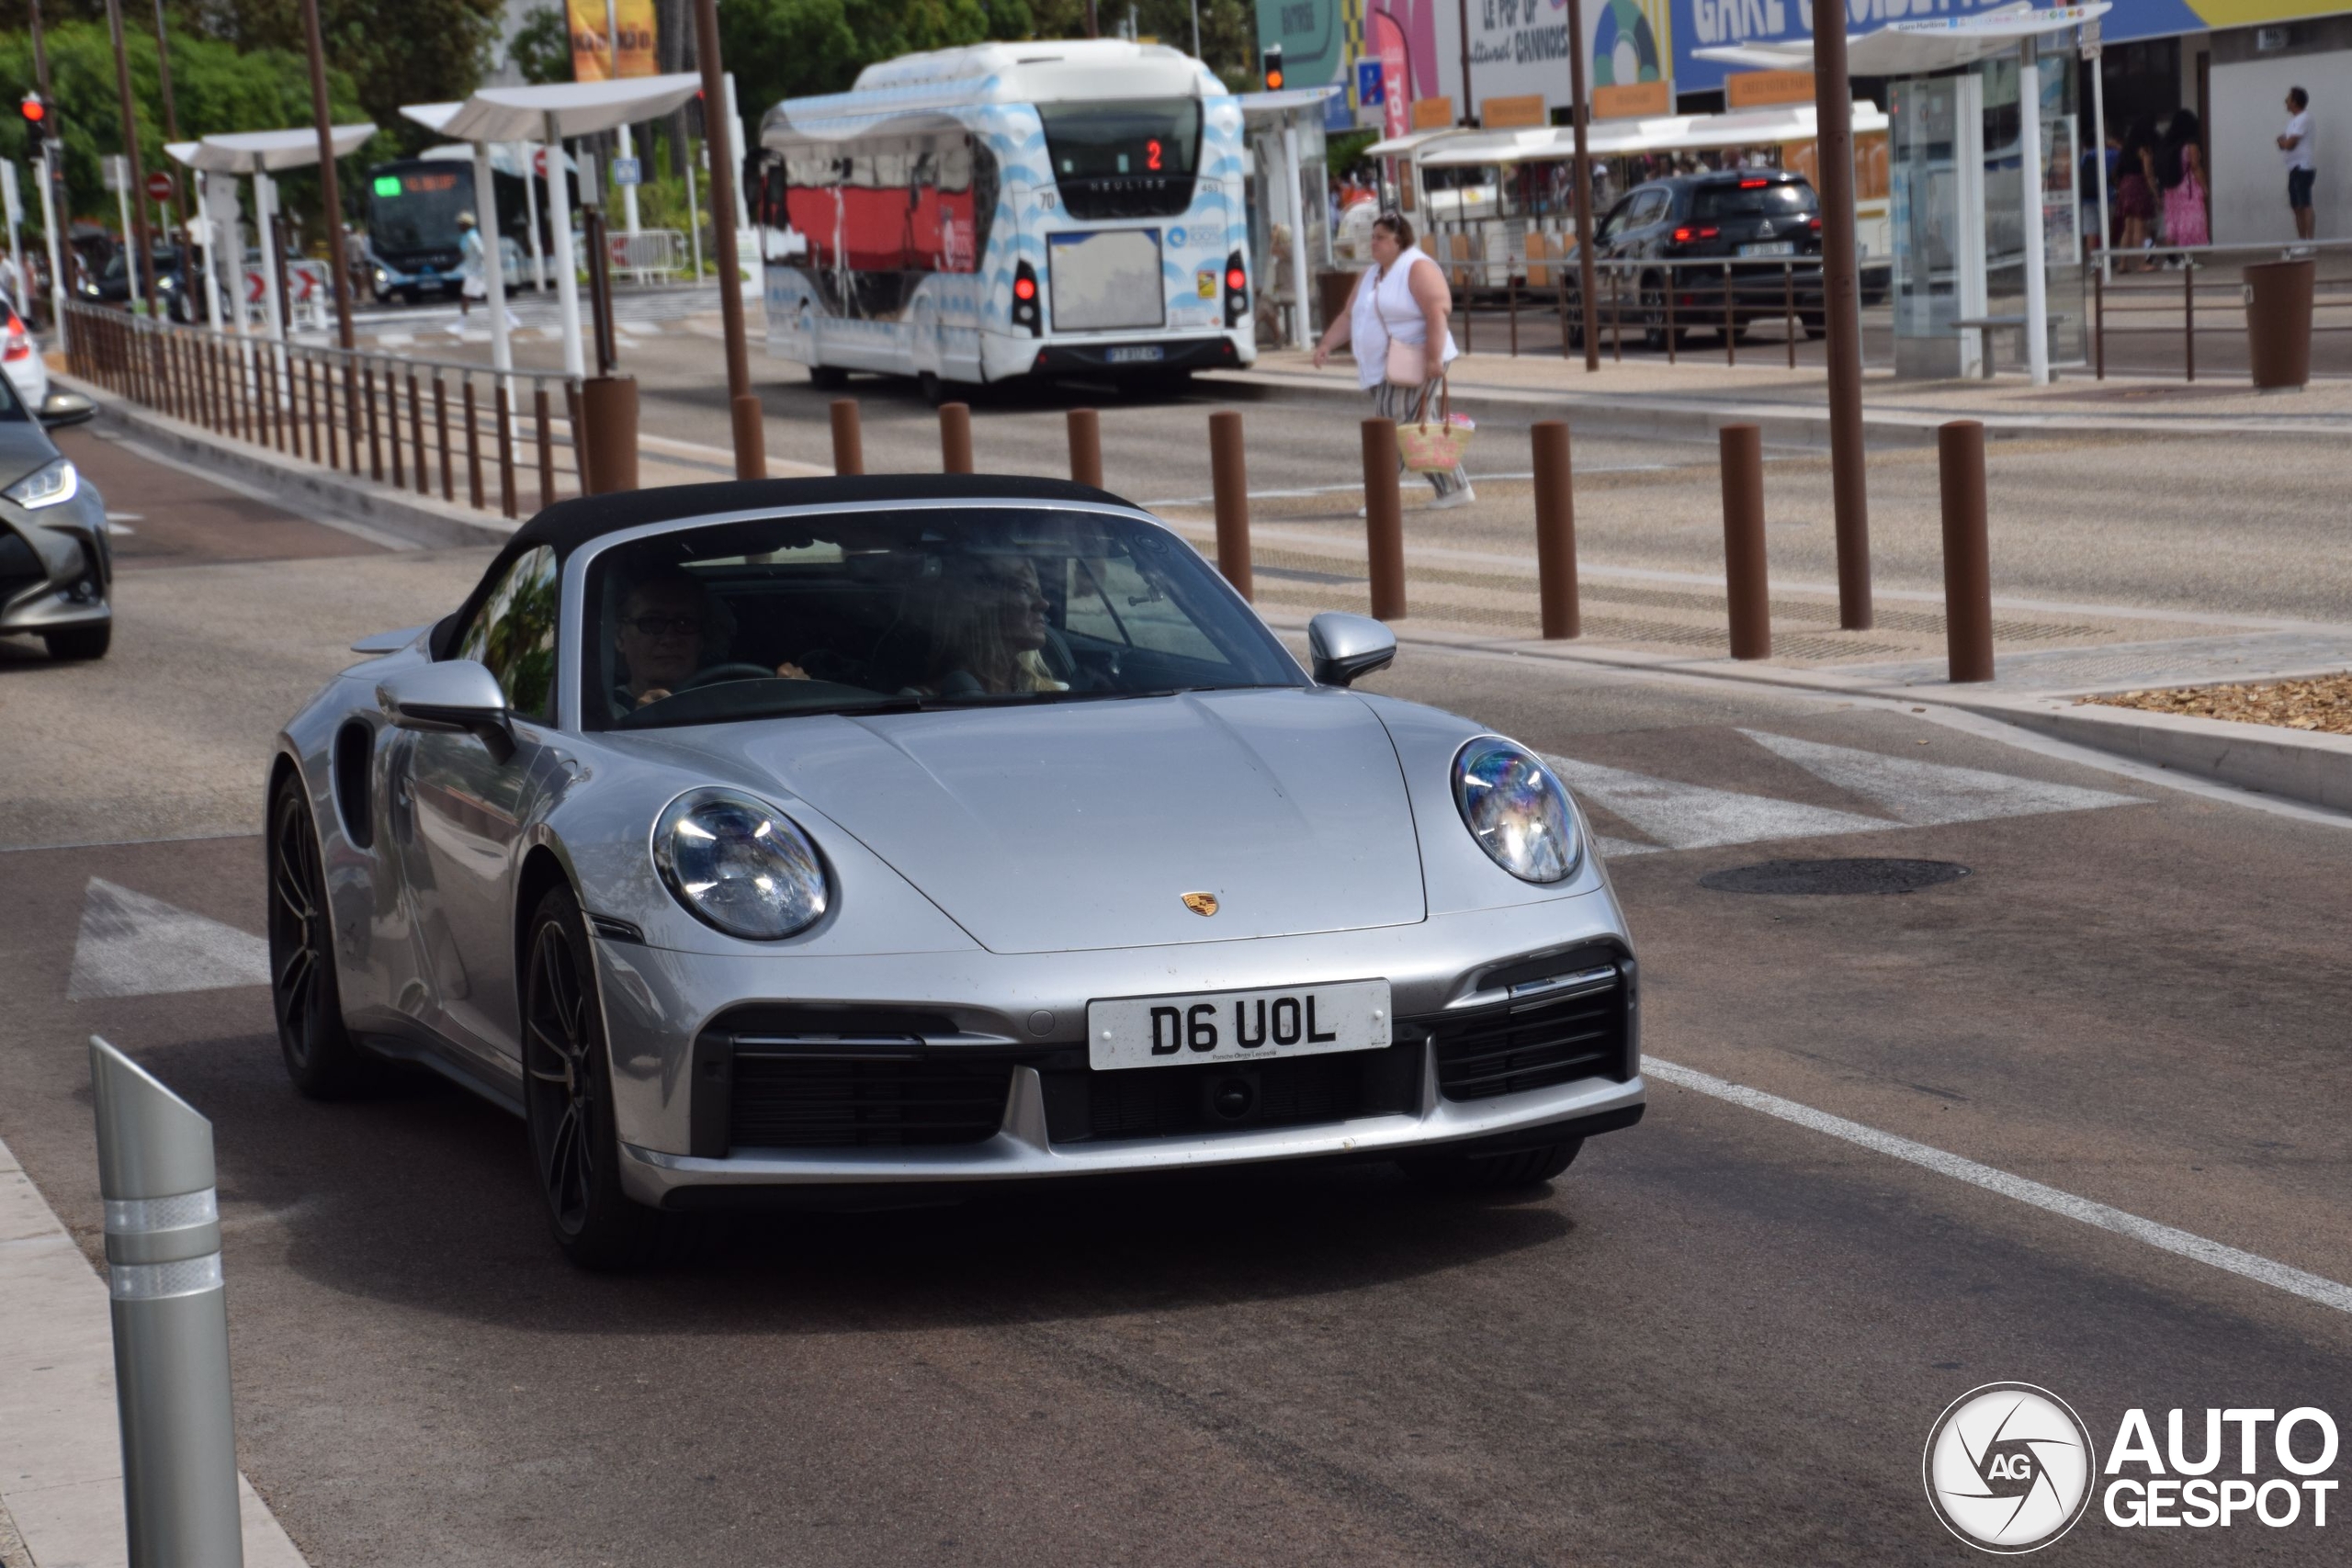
[{"x1": 268, "y1": 475, "x2": 1643, "y2": 1267}]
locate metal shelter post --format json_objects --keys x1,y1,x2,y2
[
  {"x1": 1566, "y1": 0, "x2": 1599, "y2": 369},
  {"x1": 471, "y1": 141, "x2": 516, "y2": 478},
  {"x1": 1283, "y1": 117, "x2": 1310, "y2": 350},
  {"x1": 544, "y1": 111, "x2": 587, "y2": 379},
  {"x1": 2018, "y1": 37, "x2": 2051, "y2": 387},
  {"x1": 1955, "y1": 71, "x2": 1987, "y2": 379},
  {"x1": 2086, "y1": 18, "x2": 2110, "y2": 281},
  {"x1": 300, "y1": 0, "x2": 356, "y2": 356}
]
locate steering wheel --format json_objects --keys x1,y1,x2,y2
[{"x1": 675, "y1": 662, "x2": 780, "y2": 692}]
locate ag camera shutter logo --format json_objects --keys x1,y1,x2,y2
[{"x1": 1923, "y1": 1383, "x2": 2095, "y2": 1553}]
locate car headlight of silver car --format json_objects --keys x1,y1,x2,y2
[
  {"x1": 1453, "y1": 738, "x2": 1581, "y2": 884},
  {"x1": 652, "y1": 788, "x2": 829, "y2": 940},
  {"x1": 3, "y1": 457, "x2": 78, "y2": 511}
]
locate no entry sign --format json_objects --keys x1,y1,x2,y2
[{"x1": 145, "y1": 170, "x2": 174, "y2": 203}]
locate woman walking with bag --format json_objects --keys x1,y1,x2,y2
[{"x1": 1311, "y1": 210, "x2": 1475, "y2": 510}]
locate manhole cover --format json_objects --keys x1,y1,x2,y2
[{"x1": 1699, "y1": 858, "x2": 1971, "y2": 897}]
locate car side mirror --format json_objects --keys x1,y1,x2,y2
[
  {"x1": 38, "y1": 391, "x2": 96, "y2": 429},
  {"x1": 378, "y1": 660, "x2": 515, "y2": 762},
  {"x1": 1308, "y1": 612, "x2": 1396, "y2": 688}
]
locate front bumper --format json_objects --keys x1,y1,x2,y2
[
  {"x1": 0, "y1": 491, "x2": 110, "y2": 633},
  {"x1": 1023, "y1": 333, "x2": 1251, "y2": 378},
  {"x1": 594, "y1": 895, "x2": 1643, "y2": 1204}
]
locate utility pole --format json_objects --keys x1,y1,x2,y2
[
  {"x1": 101, "y1": 0, "x2": 158, "y2": 310},
  {"x1": 299, "y1": 0, "x2": 355, "y2": 354},
  {"x1": 1566, "y1": 0, "x2": 1598, "y2": 370},
  {"x1": 151, "y1": 0, "x2": 190, "y2": 238},
  {"x1": 1810, "y1": 6, "x2": 1872, "y2": 629},
  {"x1": 693, "y1": 0, "x2": 764, "y2": 479}
]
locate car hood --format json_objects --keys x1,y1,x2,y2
[{"x1": 643, "y1": 688, "x2": 1428, "y2": 955}]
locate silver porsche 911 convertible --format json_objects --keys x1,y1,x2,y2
[{"x1": 270, "y1": 475, "x2": 1644, "y2": 1266}]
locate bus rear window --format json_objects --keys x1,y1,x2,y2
[{"x1": 1036, "y1": 99, "x2": 1200, "y2": 219}]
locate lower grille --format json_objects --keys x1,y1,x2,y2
[
  {"x1": 1040, "y1": 1043, "x2": 1420, "y2": 1144},
  {"x1": 727, "y1": 1056, "x2": 1013, "y2": 1149},
  {"x1": 1428, "y1": 969, "x2": 1631, "y2": 1101},
  {"x1": 0, "y1": 527, "x2": 44, "y2": 609}
]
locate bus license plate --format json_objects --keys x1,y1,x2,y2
[
  {"x1": 1105, "y1": 346, "x2": 1165, "y2": 364},
  {"x1": 1088, "y1": 979, "x2": 1391, "y2": 1070}
]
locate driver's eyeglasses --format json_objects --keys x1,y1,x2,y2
[{"x1": 625, "y1": 614, "x2": 702, "y2": 637}]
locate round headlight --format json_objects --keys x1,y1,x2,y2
[
  {"x1": 652, "y1": 788, "x2": 829, "y2": 940},
  {"x1": 1453, "y1": 739, "x2": 1581, "y2": 884}
]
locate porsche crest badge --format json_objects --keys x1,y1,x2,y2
[{"x1": 1181, "y1": 892, "x2": 1219, "y2": 917}]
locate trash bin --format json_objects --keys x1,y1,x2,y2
[
  {"x1": 2245, "y1": 258, "x2": 2314, "y2": 390},
  {"x1": 1316, "y1": 269, "x2": 1358, "y2": 338}
]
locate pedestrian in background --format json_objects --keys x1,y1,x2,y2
[
  {"x1": 2115, "y1": 118, "x2": 2159, "y2": 269},
  {"x1": 457, "y1": 211, "x2": 487, "y2": 320},
  {"x1": 1311, "y1": 209, "x2": 1473, "y2": 511},
  {"x1": 2160, "y1": 110, "x2": 2210, "y2": 253},
  {"x1": 2279, "y1": 87, "x2": 2316, "y2": 242}
]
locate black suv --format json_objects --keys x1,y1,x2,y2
[{"x1": 1577, "y1": 169, "x2": 1825, "y2": 348}]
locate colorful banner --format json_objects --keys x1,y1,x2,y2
[{"x1": 567, "y1": 0, "x2": 658, "y2": 83}]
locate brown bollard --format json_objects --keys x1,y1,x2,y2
[
  {"x1": 1718, "y1": 423, "x2": 1770, "y2": 660},
  {"x1": 1206, "y1": 411, "x2": 1252, "y2": 599},
  {"x1": 1938, "y1": 420, "x2": 1994, "y2": 683},
  {"x1": 1068, "y1": 408, "x2": 1102, "y2": 489},
  {"x1": 1361, "y1": 418, "x2": 1407, "y2": 622},
  {"x1": 579, "y1": 375, "x2": 640, "y2": 495},
  {"x1": 939, "y1": 401, "x2": 974, "y2": 474},
  {"x1": 829, "y1": 399, "x2": 864, "y2": 475},
  {"x1": 1531, "y1": 420, "x2": 1580, "y2": 639}
]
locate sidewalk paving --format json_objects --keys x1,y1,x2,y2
[{"x1": 1213, "y1": 349, "x2": 2352, "y2": 439}]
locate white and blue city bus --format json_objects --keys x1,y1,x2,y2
[{"x1": 753, "y1": 39, "x2": 1255, "y2": 400}]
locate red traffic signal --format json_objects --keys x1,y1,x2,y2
[{"x1": 20, "y1": 95, "x2": 45, "y2": 124}]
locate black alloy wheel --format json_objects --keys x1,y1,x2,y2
[
  {"x1": 267, "y1": 778, "x2": 371, "y2": 1097},
  {"x1": 1638, "y1": 275, "x2": 1681, "y2": 350},
  {"x1": 521, "y1": 886, "x2": 678, "y2": 1269}
]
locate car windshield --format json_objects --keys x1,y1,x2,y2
[
  {"x1": 584, "y1": 508, "x2": 1305, "y2": 730},
  {"x1": 1690, "y1": 182, "x2": 1816, "y2": 221}
]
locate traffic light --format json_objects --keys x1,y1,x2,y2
[
  {"x1": 1261, "y1": 46, "x2": 1283, "y2": 92},
  {"x1": 19, "y1": 94, "x2": 47, "y2": 153}
]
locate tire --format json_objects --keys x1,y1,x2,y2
[
  {"x1": 1638, "y1": 276, "x2": 1682, "y2": 351},
  {"x1": 521, "y1": 884, "x2": 683, "y2": 1269},
  {"x1": 916, "y1": 369, "x2": 946, "y2": 406},
  {"x1": 1402, "y1": 1138, "x2": 1583, "y2": 1194},
  {"x1": 267, "y1": 776, "x2": 375, "y2": 1098},
  {"x1": 808, "y1": 363, "x2": 850, "y2": 390},
  {"x1": 42, "y1": 623, "x2": 110, "y2": 661},
  {"x1": 1802, "y1": 312, "x2": 1827, "y2": 340}
]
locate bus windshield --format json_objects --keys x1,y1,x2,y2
[
  {"x1": 1035, "y1": 98, "x2": 1200, "y2": 219},
  {"x1": 369, "y1": 167, "x2": 469, "y2": 254}
]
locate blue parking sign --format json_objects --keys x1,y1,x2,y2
[{"x1": 1356, "y1": 60, "x2": 1385, "y2": 107}]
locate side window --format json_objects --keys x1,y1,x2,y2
[
  {"x1": 454, "y1": 546, "x2": 560, "y2": 723},
  {"x1": 1599, "y1": 197, "x2": 1634, "y2": 242},
  {"x1": 1633, "y1": 190, "x2": 1668, "y2": 229}
]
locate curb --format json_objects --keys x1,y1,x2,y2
[
  {"x1": 1951, "y1": 694, "x2": 2352, "y2": 816},
  {"x1": 53, "y1": 369, "x2": 516, "y2": 551}
]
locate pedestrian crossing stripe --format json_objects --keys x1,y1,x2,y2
[
  {"x1": 1544, "y1": 733, "x2": 2142, "y2": 858},
  {"x1": 66, "y1": 879, "x2": 272, "y2": 1001}
]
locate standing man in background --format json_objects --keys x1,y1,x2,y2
[{"x1": 2279, "y1": 86, "x2": 2316, "y2": 242}]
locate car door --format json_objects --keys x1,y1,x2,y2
[{"x1": 397, "y1": 545, "x2": 562, "y2": 1070}]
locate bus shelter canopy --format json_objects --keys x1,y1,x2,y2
[
  {"x1": 405, "y1": 74, "x2": 705, "y2": 144},
  {"x1": 1363, "y1": 128, "x2": 1466, "y2": 160},
  {"x1": 1417, "y1": 101, "x2": 1887, "y2": 168},
  {"x1": 1691, "y1": 2, "x2": 2109, "y2": 76},
  {"x1": 164, "y1": 123, "x2": 379, "y2": 175}
]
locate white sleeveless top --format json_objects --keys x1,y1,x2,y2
[{"x1": 1348, "y1": 248, "x2": 1461, "y2": 389}]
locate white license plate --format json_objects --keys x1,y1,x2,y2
[
  {"x1": 1088, "y1": 979, "x2": 1392, "y2": 1071},
  {"x1": 1104, "y1": 345, "x2": 1165, "y2": 364},
  {"x1": 1739, "y1": 241, "x2": 1796, "y2": 257}
]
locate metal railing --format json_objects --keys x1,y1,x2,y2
[
  {"x1": 63, "y1": 303, "x2": 585, "y2": 520},
  {"x1": 1439, "y1": 253, "x2": 1826, "y2": 369},
  {"x1": 607, "y1": 228, "x2": 690, "y2": 285},
  {"x1": 2088, "y1": 238, "x2": 2352, "y2": 382}
]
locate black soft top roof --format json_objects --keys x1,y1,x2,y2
[{"x1": 434, "y1": 473, "x2": 1139, "y2": 658}]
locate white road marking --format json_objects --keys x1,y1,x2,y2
[
  {"x1": 66, "y1": 878, "x2": 271, "y2": 1001},
  {"x1": 1544, "y1": 752, "x2": 1888, "y2": 854},
  {"x1": 1645, "y1": 1056, "x2": 2352, "y2": 1318},
  {"x1": 99, "y1": 436, "x2": 422, "y2": 552},
  {"x1": 1740, "y1": 729, "x2": 2143, "y2": 824}
]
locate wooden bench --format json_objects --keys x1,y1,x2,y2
[{"x1": 1951, "y1": 312, "x2": 2076, "y2": 378}]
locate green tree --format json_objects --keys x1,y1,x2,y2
[
  {"x1": 508, "y1": 3, "x2": 573, "y2": 86},
  {"x1": 0, "y1": 19, "x2": 369, "y2": 227}
]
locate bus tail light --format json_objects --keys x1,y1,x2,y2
[
  {"x1": 1223, "y1": 251, "x2": 1249, "y2": 329},
  {"x1": 1012, "y1": 260, "x2": 1043, "y2": 336}
]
